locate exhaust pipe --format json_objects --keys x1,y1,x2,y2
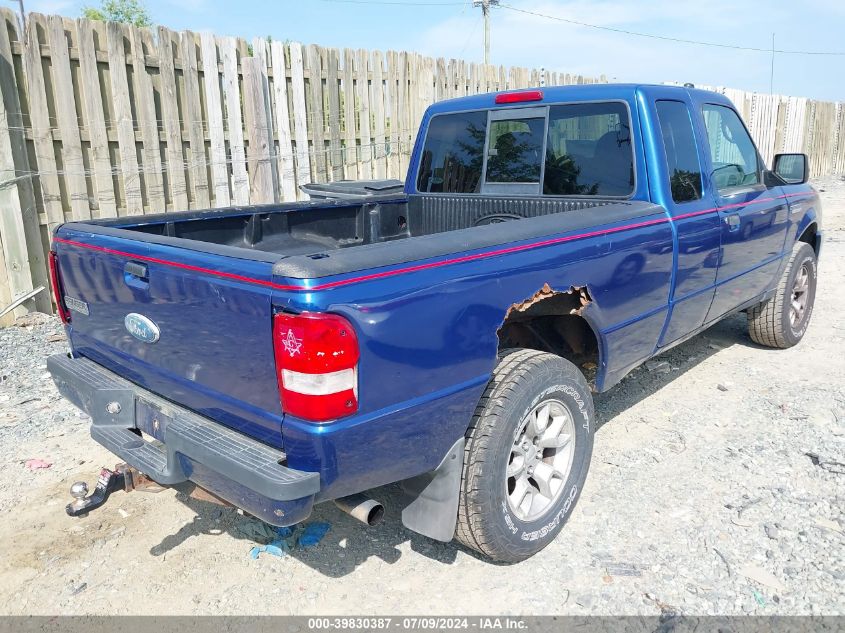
[{"x1": 334, "y1": 493, "x2": 385, "y2": 526}]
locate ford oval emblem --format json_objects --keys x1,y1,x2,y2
[{"x1": 124, "y1": 313, "x2": 160, "y2": 344}]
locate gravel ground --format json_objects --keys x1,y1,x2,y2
[{"x1": 0, "y1": 178, "x2": 843, "y2": 616}]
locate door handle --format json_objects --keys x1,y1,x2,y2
[
  {"x1": 725, "y1": 213, "x2": 741, "y2": 231},
  {"x1": 124, "y1": 261, "x2": 149, "y2": 289},
  {"x1": 124, "y1": 261, "x2": 148, "y2": 279}
]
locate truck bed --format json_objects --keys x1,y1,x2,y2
[
  {"x1": 54, "y1": 191, "x2": 663, "y2": 446},
  {"x1": 66, "y1": 194, "x2": 657, "y2": 278}
]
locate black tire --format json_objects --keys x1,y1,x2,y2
[
  {"x1": 455, "y1": 349, "x2": 594, "y2": 563},
  {"x1": 747, "y1": 242, "x2": 817, "y2": 348}
]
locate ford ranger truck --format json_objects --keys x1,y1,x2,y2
[{"x1": 48, "y1": 84, "x2": 822, "y2": 562}]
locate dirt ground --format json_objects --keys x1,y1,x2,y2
[{"x1": 0, "y1": 178, "x2": 843, "y2": 616}]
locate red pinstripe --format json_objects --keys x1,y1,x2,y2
[
  {"x1": 54, "y1": 192, "x2": 813, "y2": 292},
  {"x1": 53, "y1": 237, "x2": 300, "y2": 291}
]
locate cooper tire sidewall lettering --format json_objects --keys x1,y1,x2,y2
[
  {"x1": 496, "y1": 377, "x2": 593, "y2": 547},
  {"x1": 519, "y1": 484, "x2": 579, "y2": 542}
]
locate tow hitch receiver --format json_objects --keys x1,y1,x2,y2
[{"x1": 66, "y1": 463, "x2": 164, "y2": 517}]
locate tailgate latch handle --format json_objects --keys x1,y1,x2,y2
[{"x1": 124, "y1": 261, "x2": 148, "y2": 279}]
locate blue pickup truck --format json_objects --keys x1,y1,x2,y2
[{"x1": 48, "y1": 84, "x2": 822, "y2": 562}]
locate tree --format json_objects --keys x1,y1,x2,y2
[{"x1": 82, "y1": 0, "x2": 152, "y2": 27}]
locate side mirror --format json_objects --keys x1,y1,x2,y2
[{"x1": 773, "y1": 153, "x2": 809, "y2": 184}]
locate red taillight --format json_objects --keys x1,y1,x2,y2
[
  {"x1": 48, "y1": 250, "x2": 71, "y2": 324},
  {"x1": 494, "y1": 90, "x2": 544, "y2": 104},
  {"x1": 273, "y1": 312, "x2": 359, "y2": 422}
]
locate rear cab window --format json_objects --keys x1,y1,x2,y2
[
  {"x1": 416, "y1": 111, "x2": 487, "y2": 193},
  {"x1": 545, "y1": 102, "x2": 634, "y2": 196},
  {"x1": 415, "y1": 101, "x2": 635, "y2": 198},
  {"x1": 486, "y1": 117, "x2": 545, "y2": 186}
]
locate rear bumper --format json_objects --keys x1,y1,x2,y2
[{"x1": 47, "y1": 354, "x2": 320, "y2": 526}]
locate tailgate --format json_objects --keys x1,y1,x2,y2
[{"x1": 53, "y1": 228, "x2": 284, "y2": 446}]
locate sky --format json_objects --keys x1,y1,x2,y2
[{"x1": 26, "y1": 0, "x2": 845, "y2": 101}]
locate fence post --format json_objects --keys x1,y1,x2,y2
[
  {"x1": 219, "y1": 36, "x2": 250, "y2": 206},
  {"x1": 357, "y1": 49, "x2": 372, "y2": 180},
  {"x1": 0, "y1": 233, "x2": 13, "y2": 327},
  {"x1": 201, "y1": 32, "x2": 231, "y2": 207},
  {"x1": 289, "y1": 42, "x2": 311, "y2": 195},
  {"x1": 107, "y1": 21, "x2": 143, "y2": 215},
  {"x1": 181, "y1": 30, "x2": 211, "y2": 209},
  {"x1": 157, "y1": 26, "x2": 190, "y2": 211},
  {"x1": 76, "y1": 17, "x2": 118, "y2": 218},
  {"x1": 326, "y1": 48, "x2": 343, "y2": 182},
  {"x1": 25, "y1": 15, "x2": 65, "y2": 230},
  {"x1": 269, "y1": 40, "x2": 297, "y2": 201},
  {"x1": 242, "y1": 57, "x2": 276, "y2": 204},
  {"x1": 130, "y1": 25, "x2": 166, "y2": 210},
  {"x1": 0, "y1": 8, "x2": 50, "y2": 319},
  {"x1": 48, "y1": 16, "x2": 91, "y2": 221},
  {"x1": 306, "y1": 45, "x2": 327, "y2": 182}
]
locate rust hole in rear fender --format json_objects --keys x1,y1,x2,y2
[
  {"x1": 498, "y1": 284, "x2": 598, "y2": 388},
  {"x1": 503, "y1": 283, "x2": 593, "y2": 320}
]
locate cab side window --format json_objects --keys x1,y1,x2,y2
[{"x1": 702, "y1": 104, "x2": 760, "y2": 192}]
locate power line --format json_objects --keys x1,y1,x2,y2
[
  {"x1": 496, "y1": 3, "x2": 845, "y2": 56},
  {"x1": 320, "y1": 0, "x2": 466, "y2": 5},
  {"x1": 457, "y1": 11, "x2": 483, "y2": 59},
  {"x1": 4, "y1": 134, "x2": 420, "y2": 182}
]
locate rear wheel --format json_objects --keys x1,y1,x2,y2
[
  {"x1": 455, "y1": 349, "x2": 594, "y2": 562},
  {"x1": 747, "y1": 242, "x2": 817, "y2": 348}
]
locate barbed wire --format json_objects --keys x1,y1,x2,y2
[
  {"x1": 2, "y1": 136, "x2": 417, "y2": 183},
  {"x1": 0, "y1": 108, "x2": 421, "y2": 136}
]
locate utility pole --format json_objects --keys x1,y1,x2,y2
[
  {"x1": 770, "y1": 32, "x2": 775, "y2": 94},
  {"x1": 473, "y1": 0, "x2": 499, "y2": 65},
  {"x1": 7, "y1": 0, "x2": 24, "y2": 29}
]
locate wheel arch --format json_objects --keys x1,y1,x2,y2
[
  {"x1": 496, "y1": 284, "x2": 606, "y2": 391},
  {"x1": 797, "y1": 221, "x2": 819, "y2": 254},
  {"x1": 791, "y1": 196, "x2": 820, "y2": 255}
]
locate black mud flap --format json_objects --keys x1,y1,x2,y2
[{"x1": 399, "y1": 437, "x2": 464, "y2": 542}]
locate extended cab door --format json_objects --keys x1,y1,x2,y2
[
  {"x1": 638, "y1": 91, "x2": 721, "y2": 347},
  {"x1": 695, "y1": 101, "x2": 790, "y2": 320}
]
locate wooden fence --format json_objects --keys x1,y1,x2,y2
[{"x1": 0, "y1": 8, "x2": 843, "y2": 324}]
